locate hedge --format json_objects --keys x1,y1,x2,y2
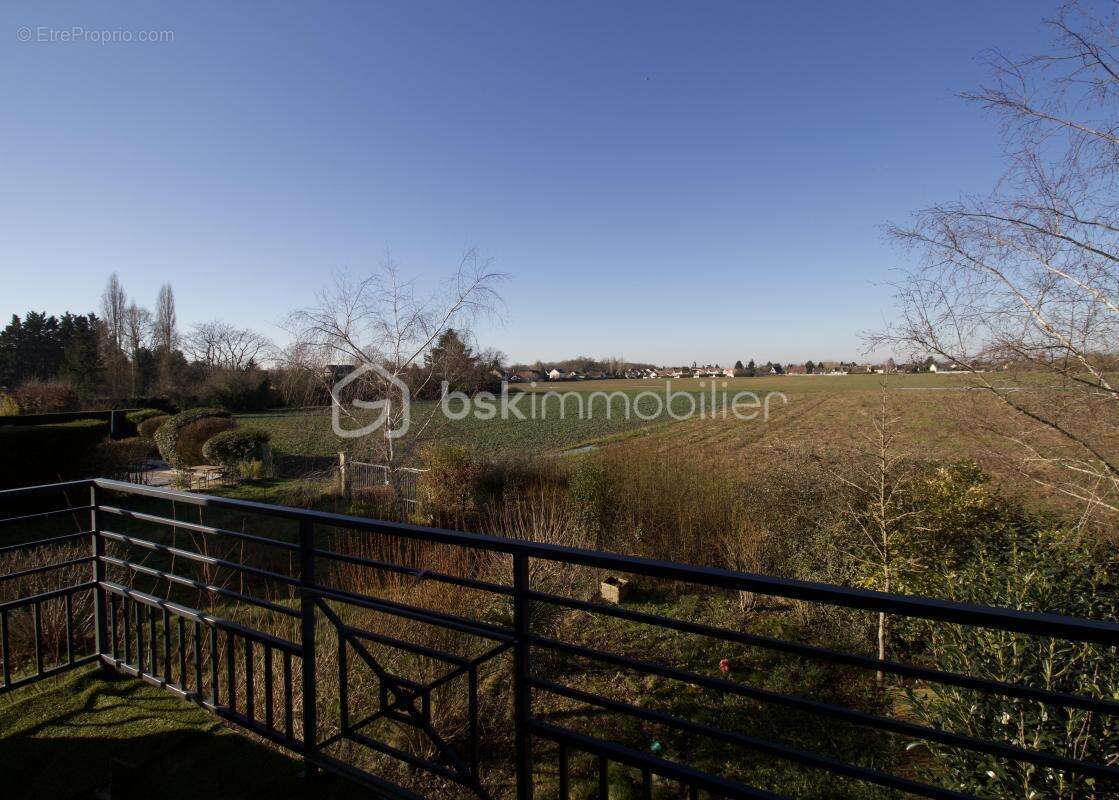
[
  {"x1": 154, "y1": 407, "x2": 232, "y2": 469},
  {"x1": 126, "y1": 408, "x2": 165, "y2": 425},
  {"x1": 137, "y1": 414, "x2": 170, "y2": 440},
  {"x1": 202, "y1": 427, "x2": 271, "y2": 468},
  {"x1": 0, "y1": 419, "x2": 109, "y2": 489}
]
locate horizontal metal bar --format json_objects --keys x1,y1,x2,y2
[
  {"x1": 307, "y1": 752, "x2": 425, "y2": 800},
  {"x1": 0, "y1": 556, "x2": 94, "y2": 582},
  {"x1": 0, "y1": 654, "x2": 99, "y2": 694},
  {"x1": 0, "y1": 505, "x2": 94, "y2": 528},
  {"x1": 0, "y1": 480, "x2": 92, "y2": 501},
  {"x1": 0, "y1": 530, "x2": 92, "y2": 555},
  {"x1": 91, "y1": 478, "x2": 1119, "y2": 644},
  {"x1": 311, "y1": 546, "x2": 513, "y2": 595},
  {"x1": 99, "y1": 554, "x2": 299, "y2": 618},
  {"x1": 531, "y1": 720, "x2": 788, "y2": 800},
  {"x1": 535, "y1": 636, "x2": 1119, "y2": 783},
  {"x1": 0, "y1": 582, "x2": 96, "y2": 611},
  {"x1": 99, "y1": 582, "x2": 301, "y2": 655},
  {"x1": 532, "y1": 677, "x2": 976, "y2": 800},
  {"x1": 98, "y1": 504, "x2": 299, "y2": 551},
  {"x1": 528, "y1": 590, "x2": 1119, "y2": 717},
  {"x1": 309, "y1": 583, "x2": 513, "y2": 642},
  {"x1": 100, "y1": 530, "x2": 300, "y2": 587}
]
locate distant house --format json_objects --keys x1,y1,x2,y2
[
  {"x1": 511, "y1": 370, "x2": 542, "y2": 383},
  {"x1": 722, "y1": 368, "x2": 736, "y2": 378},
  {"x1": 785, "y1": 364, "x2": 806, "y2": 375},
  {"x1": 547, "y1": 368, "x2": 565, "y2": 380},
  {"x1": 849, "y1": 364, "x2": 872, "y2": 374}
]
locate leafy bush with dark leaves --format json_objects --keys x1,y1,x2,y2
[
  {"x1": 177, "y1": 417, "x2": 236, "y2": 467},
  {"x1": 202, "y1": 427, "x2": 271, "y2": 468},
  {"x1": 136, "y1": 414, "x2": 169, "y2": 441},
  {"x1": 154, "y1": 407, "x2": 232, "y2": 469}
]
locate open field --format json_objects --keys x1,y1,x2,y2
[{"x1": 239, "y1": 373, "x2": 987, "y2": 462}]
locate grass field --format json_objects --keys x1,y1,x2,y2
[{"x1": 240, "y1": 373, "x2": 986, "y2": 463}]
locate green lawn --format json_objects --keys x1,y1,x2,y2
[
  {"x1": 0, "y1": 666, "x2": 370, "y2": 800},
  {"x1": 240, "y1": 373, "x2": 981, "y2": 462}
]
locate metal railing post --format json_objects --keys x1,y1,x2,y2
[
  {"x1": 90, "y1": 483, "x2": 108, "y2": 663},
  {"x1": 513, "y1": 552, "x2": 533, "y2": 800},
  {"x1": 299, "y1": 519, "x2": 318, "y2": 776}
]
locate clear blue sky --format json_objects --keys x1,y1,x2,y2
[{"x1": 0, "y1": 1, "x2": 1059, "y2": 365}]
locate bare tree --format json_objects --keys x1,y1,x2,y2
[
  {"x1": 184, "y1": 320, "x2": 274, "y2": 372},
  {"x1": 153, "y1": 283, "x2": 177, "y2": 354},
  {"x1": 124, "y1": 303, "x2": 152, "y2": 395},
  {"x1": 100, "y1": 273, "x2": 127, "y2": 352},
  {"x1": 831, "y1": 381, "x2": 918, "y2": 684},
  {"x1": 286, "y1": 249, "x2": 507, "y2": 481},
  {"x1": 880, "y1": 1, "x2": 1119, "y2": 517}
]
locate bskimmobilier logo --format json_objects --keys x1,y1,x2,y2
[{"x1": 331, "y1": 363, "x2": 411, "y2": 440}]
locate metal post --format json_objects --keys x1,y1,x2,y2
[
  {"x1": 91, "y1": 483, "x2": 108, "y2": 664},
  {"x1": 299, "y1": 519, "x2": 319, "y2": 776},
  {"x1": 513, "y1": 552, "x2": 533, "y2": 800}
]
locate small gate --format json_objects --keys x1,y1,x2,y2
[{"x1": 339, "y1": 455, "x2": 426, "y2": 506}]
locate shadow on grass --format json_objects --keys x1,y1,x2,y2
[{"x1": 0, "y1": 667, "x2": 371, "y2": 800}]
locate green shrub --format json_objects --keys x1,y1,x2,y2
[
  {"x1": 910, "y1": 528, "x2": 1119, "y2": 798},
  {"x1": 566, "y1": 457, "x2": 614, "y2": 548},
  {"x1": 202, "y1": 427, "x2": 271, "y2": 468},
  {"x1": 0, "y1": 394, "x2": 18, "y2": 416},
  {"x1": 178, "y1": 417, "x2": 236, "y2": 467},
  {"x1": 154, "y1": 407, "x2": 232, "y2": 469},
  {"x1": 416, "y1": 443, "x2": 485, "y2": 527},
  {"x1": 0, "y1": 419, "x2": 108, "y2": 488},
  {"x1": 136, "y1": 414, "x2": 169, "y2": 440},
  {"x1": 125, "y1": 408, "x2": 164, "y2": 425}
]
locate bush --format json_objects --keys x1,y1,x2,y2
[
  {"x1": 136, "y1": 414, "x2": 170, "y2": 441},
  {"x1": 14, "y1": 379, "x2": 80, "y2": 414},
  {"x1": 0, "y1": 394, "x2": 18, "y2": 416},
  {"x1": 202, "y1": 427, "x2": 271, "y2": 468},
  {"x1": 125, "y1": 408, "x2": 165, "y2": 425},
  {"x1": 0, "y1": 419, "x2": 108, "y2": 488},
  {"x1": 566, "y1": 458, "x2": 613, "y2": 548},
  {"x1": 93, "y1": 438, "x2": 153, "y2": 482},
  {"x1": 201, "y1": 370, "x2": 278, "y2": 413},
  {"x1": 154, "y1": 407, "x2": 232, "y2": 469},
  {"x1": 910, "y1": 528, "x2": 1119, "y2": 798},
  {"x1": 178, "y1": 417, "x2": 237, "y2": 467},
  {"x1": 416, "y1": 443, "x2": 485, "y2": 528}
]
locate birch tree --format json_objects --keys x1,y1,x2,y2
[
  {"x1": 880, "y1": 1, "x2": 1119, "y2": 517},
  {"x1": 286, "y1": 249, "x2": 506, "y2": 484}
]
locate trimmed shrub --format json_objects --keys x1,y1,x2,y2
[
  {"x1": 0, "y1": 419, "x2": 108, "y2": 488},
  {"x1": 202, "y1": 427, "x2": 271, "y2": 468},
  {"x1": 137, "y1": 414, "x2": 170, "y2": 441},
  {"x1": 126, "y1": 408, "x2": 165, "y2": 425},
  {"x1": 178, "y1": 417, "x2": 237, "y2": 467},
  {"x1": 154, "y1": 407, "x2": 232, "y2": 469}
]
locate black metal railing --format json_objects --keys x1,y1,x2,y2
[{"x1": 1, "y1": 477, "x2": 1118, "y2": 799}]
